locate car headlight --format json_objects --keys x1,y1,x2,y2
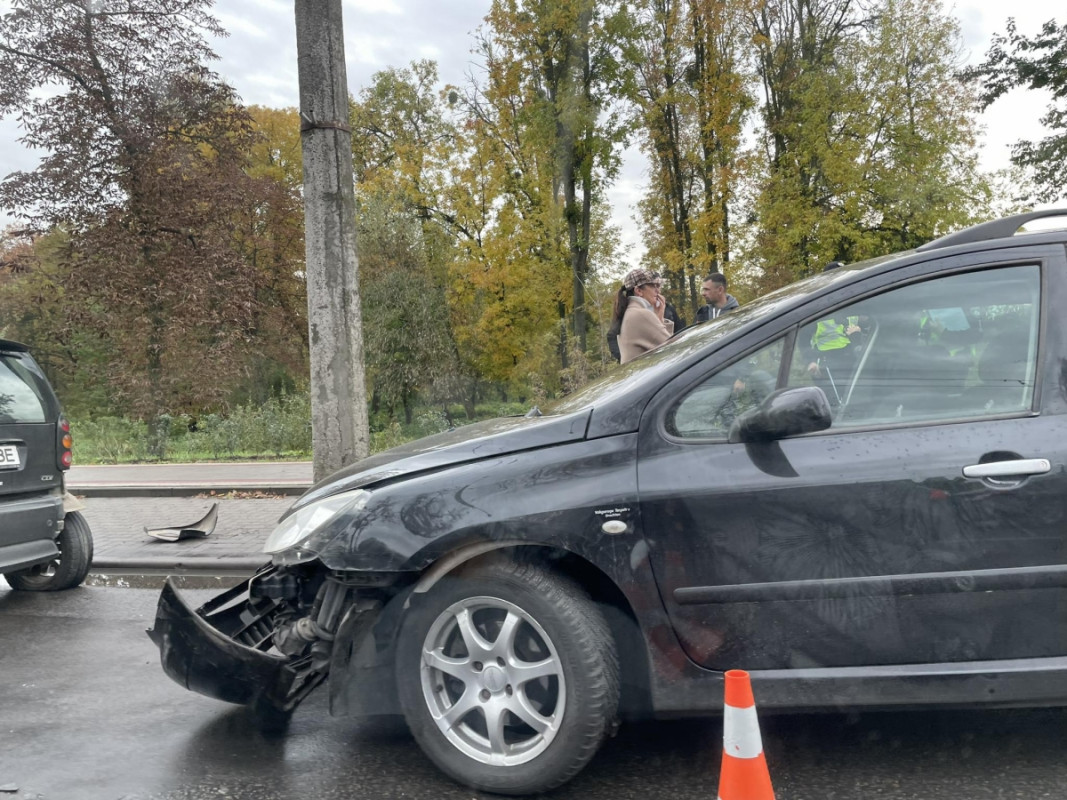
[{"x1": 263, "y1": 488, "x2": 371, "y2": 557}]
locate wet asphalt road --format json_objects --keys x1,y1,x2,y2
[{"x1": 2, "y1": 584, "x2": 1067, "y2": 800}]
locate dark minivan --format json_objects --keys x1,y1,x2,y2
[{"x1": 0, "y1": 339, "x2": 92, "y2": 590}]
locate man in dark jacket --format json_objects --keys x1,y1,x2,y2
[{"x1": 695, "y1": 272, "x2": 739, "y2": 322}]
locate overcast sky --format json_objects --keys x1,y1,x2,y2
[{"x1": 1, "y1": 0, "x2": 1063, "y2": 261}]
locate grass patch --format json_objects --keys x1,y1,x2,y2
[{"x1": 71, "y1": 394, "x2": 535, "y2": 464}]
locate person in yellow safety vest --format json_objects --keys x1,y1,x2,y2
[
  {"x1": 805, "y1": 316, "x2": 861, "y2": 405},
  {"x1": 810, "y1": 316, "x2": 859, "y2": 352},
  {"x1": 918, "y1": 310, "x2": 945, "y2": 344},
  {"x1": 804, "y1": 260, "x2": 863, "y2": 405}
]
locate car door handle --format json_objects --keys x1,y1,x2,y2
[{"x1": 962, "y1": 458, "x2": 1050, "y2": 479}]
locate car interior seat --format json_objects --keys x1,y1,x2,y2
[{"x1": 964, "y1": 328, "x2": 1033, "y2": 414}]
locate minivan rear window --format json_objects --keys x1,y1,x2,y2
[{"x1": 0, "y1": 355, "x2": 48, "y2": 423}]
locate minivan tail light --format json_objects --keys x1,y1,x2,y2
[{"x1": 57, "y1": 416, "x2": 73, "y2": 471}]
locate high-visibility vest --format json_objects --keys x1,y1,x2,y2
[{"x1": 812, "y1": 318, "x2": 851, "y2": 351}]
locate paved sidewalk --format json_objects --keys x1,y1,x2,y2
[
  {"x1": 82, "y1": 495, "x2": 293, "y2": 571},
  {"x1": 68, "y1": 462, "x2": 311, "y2": 574}
]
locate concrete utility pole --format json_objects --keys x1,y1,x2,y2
[{"x1": 294, "y1": 0, "x2": 370, "y2": 482}]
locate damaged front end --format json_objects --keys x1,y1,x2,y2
[
  {"x1": 148, "y1": 485, "x2": 416, "y2": 717},
  {"x1": 148, "y1": 564, "x2": 386, "y2": 716}
]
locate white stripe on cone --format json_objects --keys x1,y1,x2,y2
[{"x1": 722, "y1": 704, "x2": 764, "y2": 759}]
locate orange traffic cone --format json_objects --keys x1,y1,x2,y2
[{"x1": 717, "y1": 669, "x2": 775, "y2": 800}]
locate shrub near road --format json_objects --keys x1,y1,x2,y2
[
  {"x1": 73, "y1": 393, "x2": 313, "y2": 463},
  {"x1": 71, "y1": 394, "x2": 530, "y2": 464}
]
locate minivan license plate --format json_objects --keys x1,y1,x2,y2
[{"x1": 0, "y1": 444, "x2": 20, "y2": 469}]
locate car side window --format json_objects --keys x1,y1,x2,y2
[
  {"x1": 787, "y1": 265, "x2": 1040, "y2": 427},
  {"x1": 0, "y1": 356, "x2": 48, "y2": 424},
  {"x1": 667, "y1": 338, "x2": 784, "y2": 439}
]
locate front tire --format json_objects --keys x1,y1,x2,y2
[
  {"x1": 395, "y1": 559, "x2": 619, "y2": 795},
  {"x1": 5, "y1": 510, "x2": 94, "y2": 591}
]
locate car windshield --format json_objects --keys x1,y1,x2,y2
[
  {"x1": 544, "y1": 257, "x2": 897, "y2": 416},
  {"x1": 0, "y1": 354, "x2": 49, "y2": 424}
]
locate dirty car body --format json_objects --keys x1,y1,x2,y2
[
  {"x1": 0, "y1": 339, "x2": 92, "y2": 592},
  {"x1": 150, "y1": 211, "x2": 1067, "y2": 795}
]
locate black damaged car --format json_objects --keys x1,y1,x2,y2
[
  {"x1": 1, "y1": 339, "x2": 93, "y2": 591},
  {"x1": 149, "y1": 210, "x2": 1067, "y2": 795}
]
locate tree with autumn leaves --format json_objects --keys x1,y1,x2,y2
[
  {"x1": 2, "y1": 0, "x2": 1061, "y2": 443},
  {"x1": 748, "y1": 0, "x2": 991, "y2": 290},
  {"x1": 0, "y1": 1, "x2": 306, "y2": 435},
  {"x1": 349, "y1": 5, "x2": 631, "y2": 396},
  {"x1": 450, "y1": 0, "x2": 632, "y2": 375},
  {"x1": 629, "y1": 0, "x2": 756, "y2": 317},
  {"x1": 347, "y1": 0, "x2": 1018, "y2": 386}
]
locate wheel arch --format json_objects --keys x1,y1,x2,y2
[
  {"x1": 415, "y1": 541, "x2": 651, "y2": 718},
  {"x1": 331, "y1": 540, "x2": 652, "y2": 720}
]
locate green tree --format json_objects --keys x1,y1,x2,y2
[
  {"x1": 470, "y1": 0, "x2": 632, "y2": 354},
  {"x1": 749, "y1": 0, "x2": 989, "y2": 289},
  {"x1": 855, "y1": 0, "x2": 989, "y2": 253},
  {"x1": 350, "y1": 63, "x2": 479, "y2": 414},
  {"x1": 351, "y1": 61, "x2": 455, "y2": 224},
  {"x1": 358, "y1": 199, "x2": 461, "y2": 423},
  {"x1": 749, "y1": 0, "x2": 862, "y2": 286},
  {"x1": 972, "y1": 17, "x2": 1067, "y2": 202}
]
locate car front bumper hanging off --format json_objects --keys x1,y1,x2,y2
[{"x1": 147, "y1": 570, "x2": 323, "y2": 712}]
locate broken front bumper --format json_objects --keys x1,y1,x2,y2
[{"x1": 147, "y1": 571, "x2": 324, "y2": 712}]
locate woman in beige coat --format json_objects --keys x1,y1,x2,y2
[{"x1": 613, "y1": 268, "x2": 675, "y2": 363}]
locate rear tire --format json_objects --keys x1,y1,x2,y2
[
  {"x1": 395, "y1": 559, "x2": 619, "y2": 795},
  {"x1": 5, "y1": 510, "x2": 94, "y2": 591}
]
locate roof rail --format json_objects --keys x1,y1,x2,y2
[{"x1": 917, "y1": 209, "x2": 1067, "y2": 252}]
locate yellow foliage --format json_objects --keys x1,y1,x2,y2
[{"x1": 245, "y1": 106, "x2": 303, "y2": 188}]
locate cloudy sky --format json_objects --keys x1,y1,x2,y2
[{"x1": 0, "y1": 0, "x2": 1062, "y2": 260}]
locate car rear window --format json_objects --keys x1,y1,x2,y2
[{"x1": 0, "y1": 355, "x2": 48, "y2": 424}]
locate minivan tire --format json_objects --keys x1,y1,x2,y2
[{"x1": 5, "y1": 511, "x2": 94, "y2": 591}]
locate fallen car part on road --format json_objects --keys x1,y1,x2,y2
[{"x1": 144, "y1": 502, "x2": 219, "y2": 542}]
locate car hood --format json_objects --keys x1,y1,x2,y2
[{"x1": 289, "y1": 409, "x2": 593, "y2": 513}]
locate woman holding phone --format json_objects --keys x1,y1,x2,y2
[{"x1": 612, "y1": 268, "x2": 675, "y2": 363}]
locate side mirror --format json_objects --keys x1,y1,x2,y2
[{"x1": 728, "y1": 386, "x2": 832, "y2": 444}]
